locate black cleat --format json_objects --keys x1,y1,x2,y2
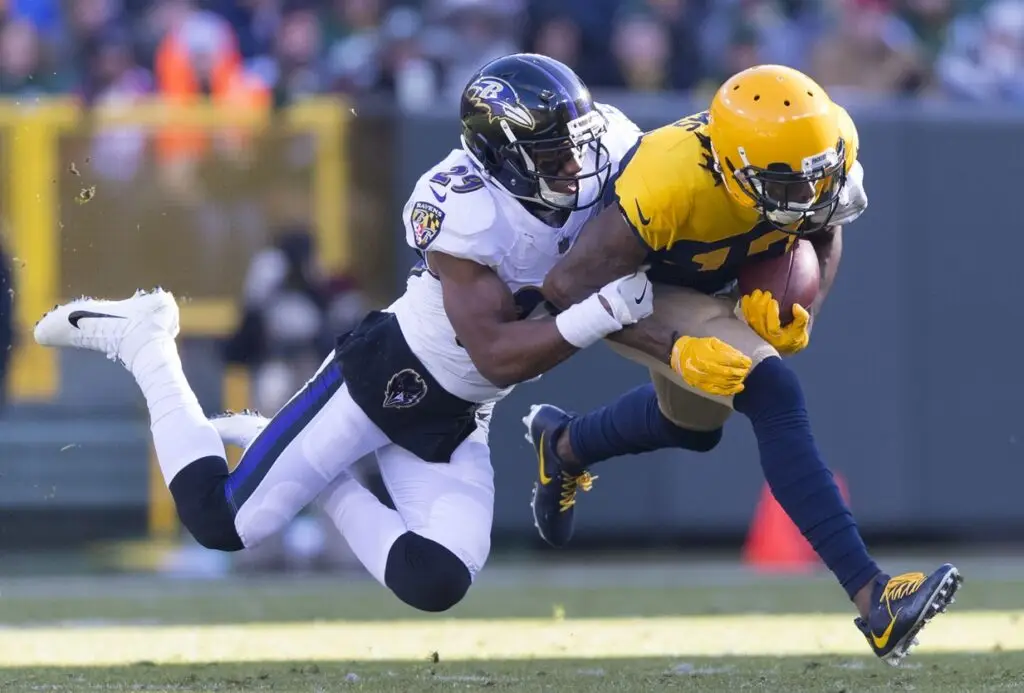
[
  {"x1": 854, "y1": 563, "x2": 963, "y2": 666},
  {"x1": 524, "y1": 404, "x2": 596, "y2": 548}
]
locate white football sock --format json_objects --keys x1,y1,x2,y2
[
  {"x1": 319, "y1": 473, "x2": 407, "y2": 586},
  {"x1": 131, "y1": 337, "x2": 225, "y2": 484}
]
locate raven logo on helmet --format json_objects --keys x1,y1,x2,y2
[
  {"x1": 466, "y1": 77, "x2": 536, "y2": 130},
  {"x1": 383, "y1": 368, "x2": 428, "y2": 409}
]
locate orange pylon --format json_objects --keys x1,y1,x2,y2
[{"x1": 743, "y1": 473, "x2": 850, "y2": 572}]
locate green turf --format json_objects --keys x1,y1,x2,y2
[
  {"x1": 1, "y1": 564, "x2": 1019, "y2": 690},
  {"x1": 2, "y1": 575, "x2": 1023, "y2": 625},
  {"x1": 1, "y1": 655, "x2": 1022, "y2": 693}
]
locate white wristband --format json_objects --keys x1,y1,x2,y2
[{"x1": 555, "y1": 293, "x2": 624, "y2": 348}]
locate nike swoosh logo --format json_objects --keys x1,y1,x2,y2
[
  {"x1": 430, "y1": 186, "x2": 447, "y2": 203},
  {"x1": 634, "y1": 282, "x2": 648, "y2": 305},
  {"x1": 871, "y1": 608, "x2": 902, "y2": 649},
  {"x1": 538, "y1": 432, "x2": 553, "y2": 486},
  {"x1": 635, "y1": 200, "x2": 651, "y2": 226},
  {"x1": 68, "y1": 310, "x2": 125, "y2": 329}
]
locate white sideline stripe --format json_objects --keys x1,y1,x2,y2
[{"x1": 0, "y1": 611, "x2": 1019, "y2": 667}]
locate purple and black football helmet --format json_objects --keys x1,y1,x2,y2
[{"x1": 460, "y1": 53, "x2": 611, "y2": 212}]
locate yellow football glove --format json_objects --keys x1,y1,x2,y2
[
  {"x1": 670, "y1": 335, "x2": 752, "y2": 397},
  {"x1": 739, "y1": 289, "x2": 811, "y2": 355}
]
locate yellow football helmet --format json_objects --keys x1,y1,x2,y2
[{"x1": 708, "y1": 65, "x2": 847, "y2": 234}]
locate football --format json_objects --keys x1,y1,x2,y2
[{"x1": 737, "y1": 239, "x2": 820, "y2": 325}]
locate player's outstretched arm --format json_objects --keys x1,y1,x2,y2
[
  {"x1": 432, "y1": 251, "x2": 575, "y2": 388},
  {"x1": 431, "y1": 251, "x2": 650, "y2": 388},
  {"x1": 543, "y1": 205, "x2": 678, "y2": 365},
  {"x1": 544, "y1": 205, "x2": 648, "y2": 308}
]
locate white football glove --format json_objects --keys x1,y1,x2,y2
[
  {"x1": 554, "y1": 268, "x2": 654, "y2": 349},
  {"x1": 597, "y1": 268, "x2": 654, "y2": 326}
]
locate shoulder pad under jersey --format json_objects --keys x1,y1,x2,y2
[
  {"x1": 611, "y1": 121, "x2": 708, "y2": 251},
  {"x1": 403, "y1": 151, "x2": 510, "y2": 266},
  {"x1": 595, "y1": 102, "x2": 642, "y2": 165},
  {"x1": 595, "y1": 102, "x2": 641, "y2": 135}
]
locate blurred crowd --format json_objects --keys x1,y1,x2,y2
[{"x1": 1, "y1": 0, "x2": 1022, "y2": 111}]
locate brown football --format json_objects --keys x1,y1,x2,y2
[{"x1": 737, "y1": 239, "x2": 820, "y2": 325}]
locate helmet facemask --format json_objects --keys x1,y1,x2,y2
[
  {"x1": 727, "y1": 139, "x2": 847, "y2": 234},
  {"x1": 496, "y1": 109, "x2": 612, "y2": 212}
]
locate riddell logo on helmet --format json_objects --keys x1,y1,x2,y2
[{"x1": 802, "y1": 149, "x2": 838, "y2": 172}]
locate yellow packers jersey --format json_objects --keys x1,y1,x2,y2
[{"x1": 606, "y1": 108, "x2": 859, "y2": 293}]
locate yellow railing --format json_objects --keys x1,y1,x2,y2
[
  {"x1": 3, "y1": 100, "x2": 79, "y2": 399},
  {"x1": 2, "y1": 97, "x2": 349, "y2": 401},
  {"x1": 0, "y1": 97, "x2": 349, "y2": 544}
]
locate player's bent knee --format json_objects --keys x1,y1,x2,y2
[
  {"x1": 747, "y1": 355, "x2": 801, "y2": 400},
  {"x1": 168, "y1": 456, "x2": 244, "y2": 552},
  {"x1": 734, "y1": 356, "x2": 805, "y2": 420},
  {"x1": 384, "y1": 531, "x2": 472, "y2": 612}
]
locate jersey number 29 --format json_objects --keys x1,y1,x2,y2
[{"x1": 430, "y1": 165, "x2": 485, "y2": 193}]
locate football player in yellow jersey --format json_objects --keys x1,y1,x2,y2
[{"x1": 524, "y1": 65, "x2": 961, "y2": 666}]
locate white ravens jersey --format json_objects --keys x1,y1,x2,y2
[{"x1": 388, "y1": 103, "x2": 642, "y2": 403}]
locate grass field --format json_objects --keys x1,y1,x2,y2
[
  {"x1": 7, "y1": 656, "x2": 1024, "y2": 693},
  {"x1": 2, "y1": 554, "x2": 1024, "y2": 691}
]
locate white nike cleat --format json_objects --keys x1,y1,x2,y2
[
  {"x1": 34, "y1": 288, "x2": 180, "y2": 368},
  {"x1": 209, "y1": 410, "x2": 270, "y2": 448}
]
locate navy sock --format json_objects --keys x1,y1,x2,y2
[
  {"x1": 733, "y1": 356, "x2": 879, "y2": 600},
  {"x1": 567, "y1": 383, "x2": 722, "y2": 467}
]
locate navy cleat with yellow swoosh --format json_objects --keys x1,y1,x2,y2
[
  {"x1": 854, "y1": 563, "x2": 963, "y2": 666},
  {"x1": 524, "y1": 404, "x2": 596, "y2": 548}
]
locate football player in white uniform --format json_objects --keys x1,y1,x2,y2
[{"x1": 34, "y1": 54, "x2": 650, "y2": 612}]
